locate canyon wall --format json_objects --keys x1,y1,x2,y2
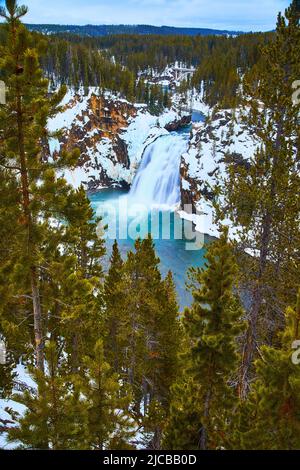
[{"x1": 47, "y1": 88, "x2": 191, "y2": 190}]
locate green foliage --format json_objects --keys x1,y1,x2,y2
[
  {"x1": 141, "y1": 399, "x2": 166, "y2": 450},
  {"x1": 82, "y1": 339, "x2": 136, "y2": 450},
  {"x1": 1, "y1": 0, "x2": 300, "y2": 452},
  {"x1": 232, "y1": 289, "x2": 300, "y2": 449},
  {"x1": 103, "y1": 240, "x2": 126, "y2": 373},
  {"x1": 40, "y1": 35, "x2": 137, "y2": 100},
  {"x1": 5, "y1": 340, "x2": 135, "y2": 450},
  {"x1": 191, "y1": 33, "x2": 271, "y2": 107},
  {"x1": 223, "y1": 0, "x2": 300, "y2": 396},
  {"x1": 0, "y1": 0, "x2": 84, "y2": 371},
  {"x1": 0, "y1": 21, "x2": 271, "y2": 107},
  {"x1": 6, "y1": 342, "x2": 89, "y2": 449},
  {"x1": 164, "y1": 229, "x2": 245, "y2": 450},
  {"x1": 163, "y1": 376, "x2": 203, "y2": 450},
  {"x1": 103, "y1": 237, "x2": 180, "y2": 448}
]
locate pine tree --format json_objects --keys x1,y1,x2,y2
[
  {"x1": 0, "y1": 167, "x2": 26, "y2": 386},
  {"x1": 82, "y1": 339, "x2": 136, "y2": 450},
  {"x1": 0, "y1": 0, "x2": 80, "y2": 371},
  {"x1": 162, "y1": 324, "x2": 203, "y2": 450},
  {"x1": 150, "y1": 271, "x2": 180, "y2": 409},
  {"x1": 173, "y1": 229, "x2": 244, "y2": 450},
  {"x1": 6, "y1": 341, "x2": 89, "y2": 449},
  {"x1": 55, "y1": 186, "x2": 106, "y2": 373},
  {"x1": 233, "y1": 289, "x2": 300, "y2": 449},
  {"x1": 223, "y1": 0, "x2": 300, "y2": 397},
  {"x1": 103, "y1": 240, "x2": 126, "y2": 374},
  {"x1": 163, "y1": 88, "x2": 171, "y2": 109},
  {"x1": 125, "y1": 238, "x2": 180, "y2": 411},
  {"x1": 121, "y1": 237, "x2": 162, "y2": 405},
  {"x1": 141, "y1": 399, "x2": 166, "y2": 450},
  {"x1": 103, "y1": 237, "x2": 180, "y2": 448},
  {"x1": 141, "y1": 269, "x2": 180, "y2": 449},
  {"x1": 163, "y1": 377, "x2": 203, "y2": 450}
]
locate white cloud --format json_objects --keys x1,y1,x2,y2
[{"x1": 1, "y1": 0, "x2": 291, "y2": 31}]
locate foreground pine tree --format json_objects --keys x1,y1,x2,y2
[
  {"x1": 103, "y1": 240, "x2": 126, "y2": 374},
  {"x1": 6, "y1": 342, "x2": 89, "y2": 449},
  {"x1": 82, "y1": 339, "x2": 136, "y2": 450},
  {"x1": 223, "y1": 0, "x2": 300, "y2": 397},
  {"x1": 103, "y1": 237, "x2": 180, "y2": 448},
  {"x1": 233, "y1": 289, "x2": 300, "y2": 449},
  {"x1": 126, "y1": 238, "x2": 180, "y2": 411},
  {"x1": 154, "y1": 270, "x2": 181, "y2": 407},
  {"x1": 163, "y1": 376, "x2": 203, "y2": 450},
  {"x1": 0, "y1": 0, "x2": 79, "y2": 371},
  {"x1": 165, "y1": 229, "x2": 244, "y2": 450},
  {"x1": 5, "y1": 340, "x2": 136, "y2": 450},
  {"x1": 52, "y1": 186, "x2": 106, "y2": 373}
]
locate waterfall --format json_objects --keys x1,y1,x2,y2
[{"x1": 129, "y1": 131, "x2": 189, "y2": 208}]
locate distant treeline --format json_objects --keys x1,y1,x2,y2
[
  {"x1": 41, "y1": 34, "x2": 136, "y2": 99},
  {"x1": 26, "y1": 23, "x2": 244, "y2": 37}
]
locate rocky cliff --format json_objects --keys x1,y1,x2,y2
[{"x1": 47, "y1": 88, "x2": 190, "y2": 190}]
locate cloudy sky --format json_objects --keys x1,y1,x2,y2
[{"x1": 0, "y1": 0, "x2": 291, "y2": 31}]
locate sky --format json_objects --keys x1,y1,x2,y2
[{"x1": 0, "y1": 0, "x2": 292, "y2": 31}]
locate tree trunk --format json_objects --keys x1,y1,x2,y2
[
  {"x1": 200, "y1": 388, "x2": 211, "y2": 450},
  {"x1": 16, "y1": 84, "x2": 44, "y2": 372},
  {"x1": 239, "y1": 200, "x2": 272, "y2": 398},
  {"x1": 150, "y1": 426, "x2": 162, "y2": 450},
  {"x1": 239, "y1": 116, "x2": 283, "y2": 398},
  {"x1": 71, "y1": 328, "x2": 79, "y2": 373},
  {"x1": 31, "y1": 267, "x2": 44, "y2": 373}
]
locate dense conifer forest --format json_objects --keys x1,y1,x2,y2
[
  {"x1": 0, "y1": 22, "x2": 272, "y2": 108},
  {"x1": 0, "y1": 0, "x2": 300, "y2": 452}
]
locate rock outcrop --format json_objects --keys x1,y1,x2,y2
[{"x1": 165, "y1": 113, "x2": 191, "y2": 131}]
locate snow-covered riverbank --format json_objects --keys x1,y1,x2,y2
[{"x1": 178, "y1": 106, "x2": 260, "y2": 240}]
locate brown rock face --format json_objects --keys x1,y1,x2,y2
[
  {"x1": 180, "y1": 165, "x2": 200, "y2": 209},
  {"x1": 50, "y1": 93, "x2": 138, "y2": 188},
  {"x1": 63, "y1": 95, "x2": 136, "y2": 158}
]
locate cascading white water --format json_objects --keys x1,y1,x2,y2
[{"x1": 129, "y1": 131, "x2": 189, "y2": 208}]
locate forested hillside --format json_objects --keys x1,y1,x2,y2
[
  {"x1": 41, "y1": 31, "x2": 272, "y2": 107},
  {"x1": 0, "y1": 21, "x2": 272, "y2": 108}
]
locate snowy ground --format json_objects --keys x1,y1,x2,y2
[{"x1": 0, "y1": 364, "x2": 36, "y2": 449}]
